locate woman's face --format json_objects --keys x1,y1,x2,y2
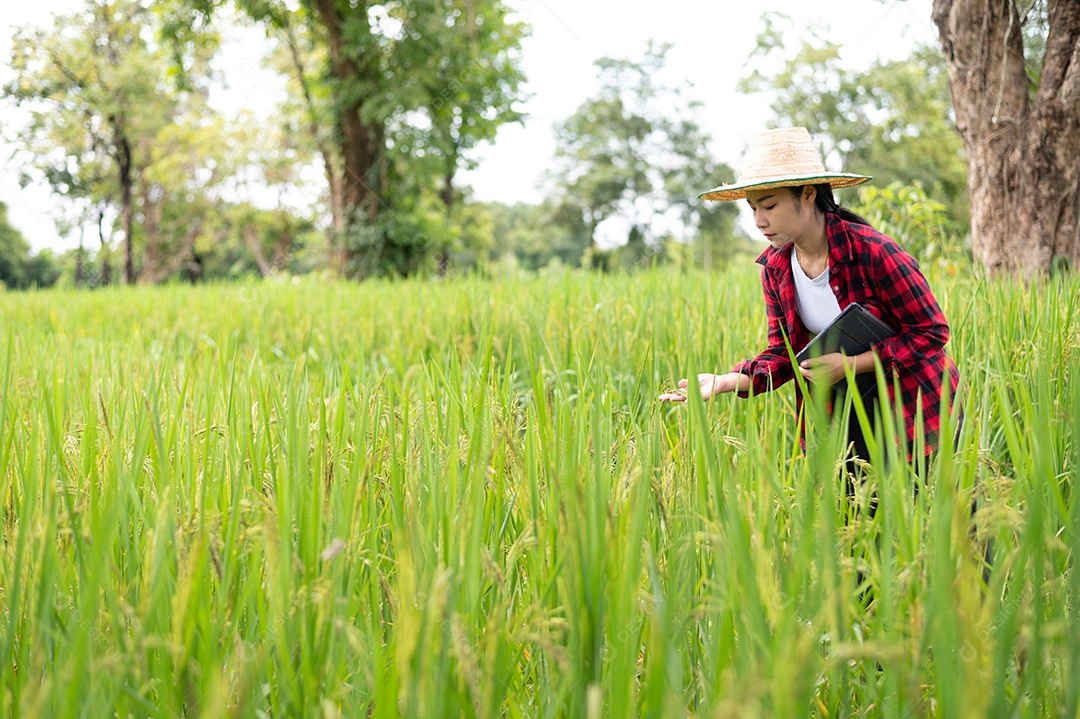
[{"x1": 745, "y1": 187, "x2": 817, "y2": 249}]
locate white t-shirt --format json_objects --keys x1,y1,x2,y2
[{"x1": 791, "y1": 250, "x2": 842, "y2": 335}]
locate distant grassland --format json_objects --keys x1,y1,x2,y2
[{"x1": 1, "y1": 267, "x2": 1078, "y2": 718}]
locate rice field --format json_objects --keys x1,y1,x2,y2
[{"x1": 1, "y1": 266, "x2": 1078, "y2": 718}]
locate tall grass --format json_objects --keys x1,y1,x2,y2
[{"x1": 0, "y1": 267, "x2": 1077, "y2": 717}]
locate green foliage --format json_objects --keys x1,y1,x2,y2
[
  {"x1": 740, "y1": 14, "x2": 970, "y2": 236},
  {"x1": 692, "y1": 203, "x2": 757, "y2": 272},
  {"x1": 342, "y1": 208, "x2": 438, "y2": 280},
  {"x1": 46, "y1": 246, "x2": 108, "y2": 289},
  {"x1": 22, "y1": 251, "x2": 62, "y2": 289},
  {"x1": 223, "y1": 0, "x2": 529, "y2": 277},
  {"x1": 0, "y1": 203, "x2": 34, "y2": 289},
  {"x1": 191, "y1": 202, "x2": 320, "y2": 281},
  {"x1": 0, "y1": 202, "x2": 59, "y2": 290},
  {"x1": 4, "y1": 0, "x2": 527, "y2": 281},
  {"x1": 2, "y1": 0, "x2": 234, "y2": 283},
  {"x1": 392, "y1": 0, "x2": 527, "y2": 181},
  {"x1": 467, "y1": 195, "x2": 751, "y2": 274},
  {"x1": 0, "y1": 269, "x2": 1078, "y2": 714},
  {"x1": 552, "y1": 42, "x2": 741, "y2": 263},
  {"x1": 4, "y1": 0, "x2": 164, "y2": 207},
  {"x1": 480, "y1": 200, "x2": 591, "y2": 271},
  {"x1": 382, "y1": 0, "x2": 528, "y2": 274},
  {"x1": 852, "y1": 181, "x2": 971, "y2": 271},
  {"x1": 441, "y1": 200, "x2": 498, "y2": 272}
]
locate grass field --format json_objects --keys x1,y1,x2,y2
[{"x1": 1, "y1": 266, "x2": 1078, "y2": 718}]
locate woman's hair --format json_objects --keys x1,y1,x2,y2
[{"x1": 788, "y1": 184, "x2": 872, "y2": 226}]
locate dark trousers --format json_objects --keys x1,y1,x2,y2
[
  {"x1": 835, "y1": 385, "x2": 991, "y2": 588},
  {"x1": 838, "y1": 381, "x2": 887, "y2": 511}
]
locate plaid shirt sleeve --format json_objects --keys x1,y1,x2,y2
[{"x1": 730, "y1": 265, "x2": 796, "y2": 396}]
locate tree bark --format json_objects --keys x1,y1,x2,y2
[
  {"x1": 933, "y1": 0, "x2": 1080, "y2": 276},
  {"x1": 272, "y1": 226, "x2": 293, "y2": 270},
  {"x1": 439, "y1": 168, "x2": 455, "y2": 212},
  {"x1": 97, "y1": 206, "x2": 110, "y2": 286}
]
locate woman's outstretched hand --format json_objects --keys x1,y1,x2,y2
[{"x1": 658, "y1": 373, "x2": 742, "y2": 403}]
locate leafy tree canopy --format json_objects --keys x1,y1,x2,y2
[
  {"x1": 551, "y1": 42, "x2": 741, "y2": 266},
  {"x1": 739, "y1": 13, "x2": 969, "y2": 236}
]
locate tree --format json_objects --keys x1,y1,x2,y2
[
  {"x1": 132, "y1": 100, "x2": 231, "y2": 283},
  {"x1": 933, "y1": 0, "x2": 1080, "y2": 276},
  {"x1": 551, "y1": 42, "x2": 739, "y2": 263},
  {"x1": 481, "y1": 200, "x2": 592, "y2": 271},
  {"x1": 184, "y1": 201, "x2": 317, "y2": 280},
  {"x1": 284, "y1": 0, "x2": 386, "y2": 273},
  {"x1": 402, "y1": 0, "x2": 526, "y2": 273},
  {"x1": 692, "y1": 203, "x2": 753, "y2": 272},
  {"x1": 4, "y1": 0, "x2": 217, "y2": 284},
  {"x1": 739, "y1": 14, "x2": 969, "y2": 236},
  {"x1": 186, "y1": 0, "x2": 528, "y2": 278},
  {"x1": 5, "y1": 0, "x2": 316, "y2": 284}
]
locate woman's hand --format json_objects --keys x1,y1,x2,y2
[
  {"x1": 798, "y1": 353, "x2": 852, "y2": 386},
  {"x1": 658, "y1": 373, "x2": 743, "y2": 403}
]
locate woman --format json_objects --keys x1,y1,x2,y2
[{"x1": 659, "y1": 127, "x2": 960, "y2": 466}]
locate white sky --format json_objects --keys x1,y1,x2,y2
[{"x1": 0, "y1": 0, "x2": 938, "y2": 252}]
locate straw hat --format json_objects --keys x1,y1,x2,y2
[{"x1": 699, "y1": 127, "x2": 872, "y2": 201}]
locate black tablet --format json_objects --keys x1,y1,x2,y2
[{"x1": 795, "y1": 303, "x2": 896, "y2": 364}]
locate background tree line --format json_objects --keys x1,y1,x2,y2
[{"x1": 1, "y1": 0, "x2": 1074, "y2": 288}]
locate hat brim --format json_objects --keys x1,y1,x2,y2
[{"x1": 698, "y1": 173, "x2": 873, "y2": 201}]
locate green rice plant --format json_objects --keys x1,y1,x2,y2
[{"x1": 0, "y1": 267, "x2": 1077, "y2": 717}]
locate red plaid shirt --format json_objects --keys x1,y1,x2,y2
[{"x1": 731, "y1": 212, "x2": 961, "y2": 458}]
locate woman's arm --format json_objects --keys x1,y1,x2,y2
[
  {"x1": 870, "y1": 240, "x2": 950, "y2": 372},
  {"x1": 730, "y1": 269, "x2": 798, "y2": 396},
  {"x1": 658, "y1": 265, "x2": 798, "y2": 403},
  {"x1": 658, "y1": 372, "x2": 751, "y2": 402}
]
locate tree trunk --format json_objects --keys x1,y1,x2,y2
[
  {"x1": 311, "y1": 0, "x2": 384, "y2": 276},
  {"x1": 116, "y1": 125, "x2": 135, "y2": 284},
  {"x1": 439, "y1": 168, "x2": 455, "y2": 211},
  {"x1": 97, "y1": 206, "x2": 110, "y2": 286},
  {"x1": 75, "y1": 245, "x2": 84, "y2": 288},
  {"x1": 246, "y1": 224, "x2": 274, "y2": 278},
  {"x1": 101, "y1": 3, "x2": 137, "y2": 285},
  {"x1": 933, "y1": 0, "x2": 1080, "y2": 277},
  {"x1": 140, "y1": 183, "x2": 164, "y2": 283},
  {"x1": 272, "y1": 227, "x2": 293, "y2": 271},
  {"x1": 282, "y1": 13, "x2": 346, "y2": 270},
  {"x1": 437, "y1": 166, "x2": 455, "y2": 276}
]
